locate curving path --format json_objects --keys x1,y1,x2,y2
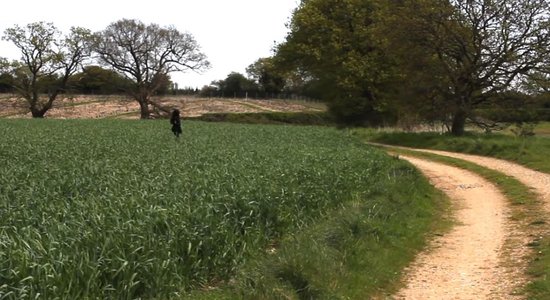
[
  {"x1": 400, "y1": 148, "x2": 550, "y2": 211},
  {"x1": 372, "y1": 143, "x2": 550, "y2": 211},
  {"x1": 393, "y1": 156, "x2": 521, "y2": 299}
]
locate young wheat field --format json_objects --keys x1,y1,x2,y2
[{"x1": 0, "y1": 119, "x2": 427, "y2": 299}]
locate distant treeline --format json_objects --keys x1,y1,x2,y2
[
  {"x1": 0, "y1": 66, "x2": 315, "y2": 100},
  {"x1": 0, "y1": 65, "x2": 197, "y2": 96},
  {"x1": 0, "y1": 67, "x2": 320, "y2": 102},
  {"x1": 475, "y1": 92, "x2": 550, "y2": 123}
]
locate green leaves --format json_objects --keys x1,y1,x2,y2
[{"x1": 274, "y1": 0, "x2": 398, "y2": 125}]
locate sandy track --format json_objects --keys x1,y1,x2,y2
[
  {"x1": 394, "y1": 156, "x2": 520, "y2": 299},
  {"x1": 386, "y1": 145, "x2": 550, "y2": 212}
]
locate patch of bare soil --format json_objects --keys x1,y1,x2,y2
[
  {"x1": 0, "y1": 95, "x2": 27, "y2": 117},
  {"x1": 49, "y1": 99, "x2": 139, "y2": 119},
  {"x1": 150, "y1": 97, "x2": 323, "y2": 118},
  {"x1": 393, "y1": 156, "x2": 524, "y2": 299},
  {"x1": 156, "y1": 98, "x2": 272, "y2": 117},
  {"x1": 0, "y1": 95, "x2": 323, "y2": 119}
]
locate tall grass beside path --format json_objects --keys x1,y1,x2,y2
[{"x1": 187, "y1": 149, "x2": 449, "y2": 299}]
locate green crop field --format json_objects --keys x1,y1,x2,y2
[{"x1": 0, "y1": 119, "x2": 442, "y2": 299}]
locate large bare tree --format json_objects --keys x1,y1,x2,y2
[
  {"x1": 2, "y1": 22, "x2": 92, "y2": 118},
  {"x1": 93, "y1": 19, "x2": 210, "y2": 119},
  {"x1": 408, "y1": 0, "x2": 550, "y2": 135}
]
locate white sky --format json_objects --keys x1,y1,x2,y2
[{"x1": 0, "y1": 0, "x2": 299, "y2": 89}]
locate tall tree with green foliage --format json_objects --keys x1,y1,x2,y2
[
  {"x1": 400, "y1": 0, "x2": 550, "y2": 135},
  {"x1": 208, "y1": 72, "x2": 258, "y2": 98},
  {"x1": 246, "y1": 57, "x2": 285, "y2": 96},
  {"x1": 93, "y1": 19, "x2": 210, "y2": 119},
  {"x1": 274, "y1": 0, "x2": 397, "y2": 125},
  {"x1": 371, "y1": 1, "x2": 450, "y2": 130},
  {"x1": 2, "y1": 22, "x2": 92, "y2": 117}
]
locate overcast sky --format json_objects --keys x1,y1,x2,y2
[{"x1": 0, "y1": 0, "x2": 299, "y2": 88}]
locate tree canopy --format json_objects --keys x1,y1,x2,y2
[
  {"x1": 246, "y1": 57, "x2": 285, "y2": 95},
  {"x1": 200, "y1": 72, "x2": 258, "y2": 98},
  {"x1": 274, "y1": 0, "x2": 397, "y2": 125}
]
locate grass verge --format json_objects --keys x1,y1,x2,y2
[{"x1": 527, "y1": 238, "x2": 550, "y2": 299}]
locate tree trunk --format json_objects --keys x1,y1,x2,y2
[
  {"x1": 30, "y1": 105, "x2": 53, "y2": 118},
  {"x1": 30, "y1": 108, "x2": 46, "y2": 118},
  {"x1": 138, "y1": 100, "x2": 150, "y2": 119},
  {"x1": 28, "y1": 94, "x2": 57, "y2": 118},
  {"x1": 451, "y1": 109, "x2": 467, "y2": 136}
]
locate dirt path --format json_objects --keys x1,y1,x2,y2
[
  {"x1": 393, "y1": 156, "x2": 522, "y2": 299},
  {"x1": 394, "y1": 148, "x2": 550, "y2": 212}
]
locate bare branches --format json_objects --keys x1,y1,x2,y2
[
  {"x1": 2, "y1": 22, "x2": 93, "y2": 117},
  {"x1": 411, "y1": 0, "x2": 550, "y2": 134},
  {"x1": 93, "y1": 19, "x2": 210, "y2": 118}
]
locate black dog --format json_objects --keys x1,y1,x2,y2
[{"x1": 170, "y1": 109, "x2": 182, "y2": 138}]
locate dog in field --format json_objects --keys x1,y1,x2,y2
[{"x1": 170, "y1": 109, "x2": 182, "y2": 138}]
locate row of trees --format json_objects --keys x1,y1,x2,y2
[
  {"x1": 260, "y1": 0, "x2": 550, "y2": 135},
  {"x1": 197, "y1": 58, "x2": 322, "y2": 99},
  {"x1": 2, "y1": 65, "x2": 132, "y2": 95},
  {"x1": 0, "y1": 65, "x2": 189, "y2": 96},
  {"x1": 0, "y1": 19, "x2": 209, "y2": 118}
]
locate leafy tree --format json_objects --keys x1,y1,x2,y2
[
  {"x1": 221, "y1": 72, "x2": 258, "y2": 98},
  {"x1": 275, "y1": 0, "x2": 550, "y2": 132},
  {"x1": 199, "y1": 84, "x2": 219, "y2": 98},
  {"x1": 2, "y1": 22, "x2": 92, "y2": 117},
  {"x1": 400, "y1": 0, "x2": 550, "y2": 135},
  {"x1": 0, "y1": 73, "x2": 14, "y2": 93},
  {"x1": 365, "y1": 1, "x2": 448, "y2": 130},
  {"x1": 246, "y1": 56, "x2": 324, "y2": 99},
  {"x1": 204, "y1": 72, "x2": 259, "y2": 98},
  {"x1": 525, "y1": 70, "x2": 550, "y2": 94},
  {"x1": 274, "y1": 0, "x2": 396, "y2": 125},
  {"x1": 0, "y1": 58, "x2": 15, "y2": 93},
  {"x1": 173, "y1": 86, "x2": 199, "y2": 96},
  {"x1": 93, "y1": 19, "x2": 210, "y2": 118},
  {"x1": 68, "y1": 65, "x2": 133, "y2": 94},
  {"x1": 246, "y1": 57, "x2": 285, "y2": 96},
  {"x1": 524, "y1": 70, "x2": 550, "y2": 120},
  {"x1": 151, "y1": 73, "x2": 172, "y2": 96}
]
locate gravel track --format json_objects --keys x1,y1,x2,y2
[{"x1": 393, "y1": 156, "x2": 521, "y2": 299}]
